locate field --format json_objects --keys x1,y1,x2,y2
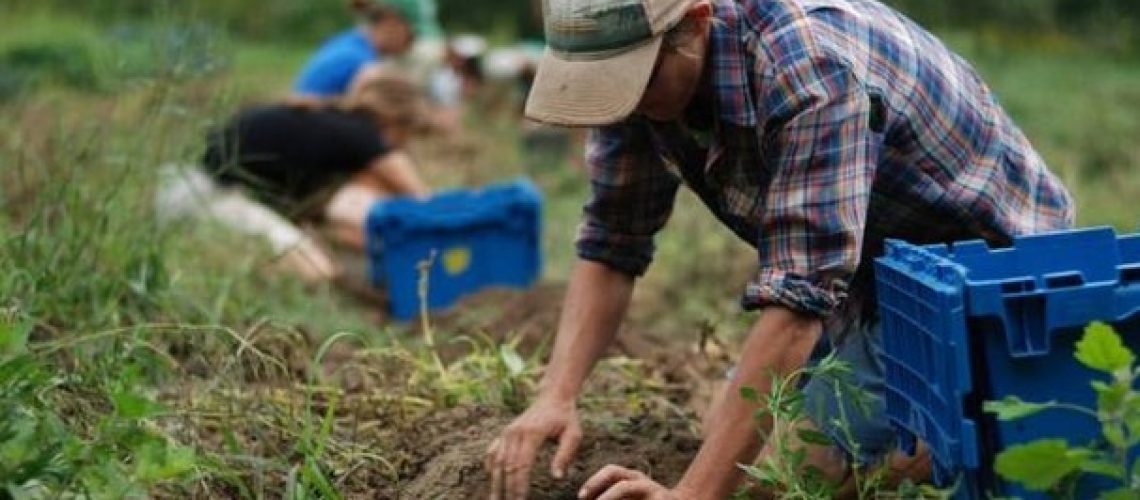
[{"x1": 2, "y1": 8, "x2": 1140, "y2": 500}]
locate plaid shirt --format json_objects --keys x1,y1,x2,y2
[{"x1": 577, "y1": 0, "x2": 1074, "y2": 319}]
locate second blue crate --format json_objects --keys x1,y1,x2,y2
[
  {"x1": 366, "y1": 178, "x2": 543, "y2": 321},
  {"x1": 875, "y1": 227, "x2": 1140, "y2": 499}
]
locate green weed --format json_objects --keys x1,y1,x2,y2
[
  {"x1": 986, "y1": 323, "x2": 1140, "y2": 498},
  {"x1": 735, "y1": 353, "x2": 949, "y2": 499},
  {"x1": 0, "y1": 313, "x2": 199, "y2": 498}
]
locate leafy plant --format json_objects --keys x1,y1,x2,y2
[
  {"x1": 985, "y1": 322, "x2": 1140, "y2": 498},
  {"x1": 345, "y1": 253, "x2": 542, "y2": 415},
  {"x1": 735, "y1": 353, "x2": 947, "y2": 499},
  {"x1": 0, "y1": 312, "x2": 198, "y2": 499}
]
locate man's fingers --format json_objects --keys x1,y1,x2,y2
[
  {"x1": 579, "y1": 465, "x2": 644, "y2": 499},
  {"x1": 487, "y1": 438, "x2": 504, "y2": 500},
  {"x1": 552, "y1": 423, "x2": 583, "y2": 479},
  {"x1": 484, "y1": 437, "x2": 501, "y2": 471},
  {"x1": 504, "y1": 432, "x2": 542, "y2": 500},
  {"x1": 595, "y1": 479, "x2": 655, "y2": 500},
  {"x1": 490, "y1": 464, "x2": 504, "y2": 500}
]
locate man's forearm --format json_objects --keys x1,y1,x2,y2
[
  {"x1": 674, "y1": 307, "x2": 823, "y2": 500},
  {"x1": 537, "y1": 259, "x2": 635, "y2": 403}
]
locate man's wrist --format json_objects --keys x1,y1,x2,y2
[
  {"x1": 534, "y1": 382, "x2": 578, "y2": 406},
  {"x1": 670, "y1": 484, "x2": 703, "y2": 500}
]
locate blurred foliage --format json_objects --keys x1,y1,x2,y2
[
  {"x1": 3, "y1": 0, "x2": 352, "y2": 45},
  {"x1": 0, "y1": 42, "x2": 101, "y2": 93},
  {"x1": 0, "y1": 17, "x2": 230, "y2": 104},
  {"x1": 884, "y1": 0, "x2": 1140, "y2": 53},
  {"x1": 4, "y1": 0, "x2": 1139, "y2": 53},
  {"x1": 1, "y1": 0, "x2": 536, "y2": 44}
]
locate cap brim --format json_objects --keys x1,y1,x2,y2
[{"x1": 524, "y1": 36, "x2": 662, "y2": 127}]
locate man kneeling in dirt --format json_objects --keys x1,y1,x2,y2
[{"x1": 486, "y1": 0, "x2": 1075, "y2": 498}]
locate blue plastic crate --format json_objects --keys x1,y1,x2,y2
[
  {"x1": 875, "y1": 227, "x2": 1140, "y2": 499},
  {"x1": 366, "y1": 178, "x2": 543, "y2": 321}
]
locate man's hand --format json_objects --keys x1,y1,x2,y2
[
  {"x1": 485, "y1": 260, "x2": 636, "y2": 499},
  {"x1": 579, "y1": 466, "x2": 689, "y2": 500},
  {"x1": 486, "y1": 398, "x2": 584, "y2": 500}
]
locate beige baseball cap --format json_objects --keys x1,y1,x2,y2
[{"x1": 525, "y1": 0, "x2": 694, "y2": 126}]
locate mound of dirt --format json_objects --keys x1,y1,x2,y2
[
  {"x1": 428, "y1": 284, "x2": 566, "y2": 358},
  {"x1": 385, "y1": 406, "x2": 700, "y2": 499}
]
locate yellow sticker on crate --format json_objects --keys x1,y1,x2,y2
[{"x1": 443, "y1": 247, "x2": 472, "y2": 276}]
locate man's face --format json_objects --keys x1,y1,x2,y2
[
  {"x1": 365, "y1": 14, "x2": 414, "y2": 56},
  {"x1": 634, "y1": 10, "x2": 712, "y2": 122}
]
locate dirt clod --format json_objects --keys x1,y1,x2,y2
[{"x1": 386, "y1": 406, "x2": 700, "y2": 499}]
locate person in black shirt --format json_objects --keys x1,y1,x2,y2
[{"x1": 157, "y1": 75, "x2": 431, "y2": 282}]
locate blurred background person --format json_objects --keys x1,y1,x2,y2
[
  {"x1": 299, "y1": 0, "x2": 489, "y2": 135},
  {"x1": 293, "y1": 0, "x2": 429, "y2": 99},
  {"x1": 421, "y1": 34, "x2": 488, "y2": 131},
  {"x1": 157, "y1": 76, "x2": 432, "y2": 284}
]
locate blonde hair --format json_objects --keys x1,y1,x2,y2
[{"x1": 342, "y1": 74, "x2": 429, "y2": 131}]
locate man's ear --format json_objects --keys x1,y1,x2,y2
[{"x1": 686, "y1": 1, "x2": 713, "y2": 21}]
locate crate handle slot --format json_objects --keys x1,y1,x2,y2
[
  {"x1": 1001, "y1": 295, "x2": 1049, "y2": 357},
  {"x1": 1044, "y1": 272, "x2": 1084, "y2": 290},
  {"x1": 1121, "y1": 264, "x2": 1140, "y2": 285},
  {"x1": 1000, "y1": 278, "x2": 1036, "y2": 295}
]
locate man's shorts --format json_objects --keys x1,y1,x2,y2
[{"x1": 800, "y1": 317, "x2": 896, "y2": 466}]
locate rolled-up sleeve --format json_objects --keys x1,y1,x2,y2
[
  {"x1": 576, "y1": 122, "x2": 681, "y2": 277},
  {"x1": 743, "y1": 55, "x2": 879, "y2": 317}
]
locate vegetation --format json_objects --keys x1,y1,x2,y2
[
  {"x1": 4, "y1": 0, "x2": 1140, "y2": 51},
  {"x1": 0, "y1": 10, "x2": 694, "y2": 497},
  {"x1": 986, "y1": 323, "x2": 1140, "y2": 498},
  {"x1": 887, "y1": 0, "x2": 1140, "y2": 50},
  {"x1": 0, "y1": 1, "x2": 1138, "y2": 498},
  {"x1": 736, "y1": 356, "x2": 944, "y2": 498}
]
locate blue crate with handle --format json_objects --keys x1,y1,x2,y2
[
  {"x1": 874, "y1": 227, "x2": 1140, "y2": 499},
  {"x1": 366, "y1": 178, "x2": 543, "y2": 321}
]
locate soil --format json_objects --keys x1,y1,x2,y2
[
  {"x1": 384, "y1": 406, "x2": 700, "y2": 499},
  {"x1": 429, "y1": 284, "x2": 567, "y2": 360},
  {"x1": 310, "y1": 275, "x2": 733, "y2": 499},
  {"x1": 427, "y1": 286, "x2": 735, "y2": 419}
]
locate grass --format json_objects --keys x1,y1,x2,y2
[
  {"x1": 0, "y1": 13, "x2": 689, "y2": 497},
  {"x1": 1, "y1": 9, "x2": 1139, "y2": 499}
]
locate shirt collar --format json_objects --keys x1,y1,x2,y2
[{"x1": 707, "y1": 0, "x2": 758, "y2": 127}]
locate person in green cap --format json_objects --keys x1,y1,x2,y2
[{"x1": 293, "y1": 0, "x2": 429, "y2": 98}]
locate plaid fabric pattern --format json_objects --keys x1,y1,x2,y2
[{"x1": 577, "y1": 0, "x2": 1074, "y2": 319}]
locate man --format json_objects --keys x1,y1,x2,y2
[
  {"x1": 293, "y1": 0, "x2": 431, "y2": 98},
  {"x1": 486, "y1": 0, "x2": 1075, "y2": 499}
]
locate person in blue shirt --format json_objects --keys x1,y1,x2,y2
[{"x1": 294, "y1": 0, "x2": 427, "y2": 98}]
